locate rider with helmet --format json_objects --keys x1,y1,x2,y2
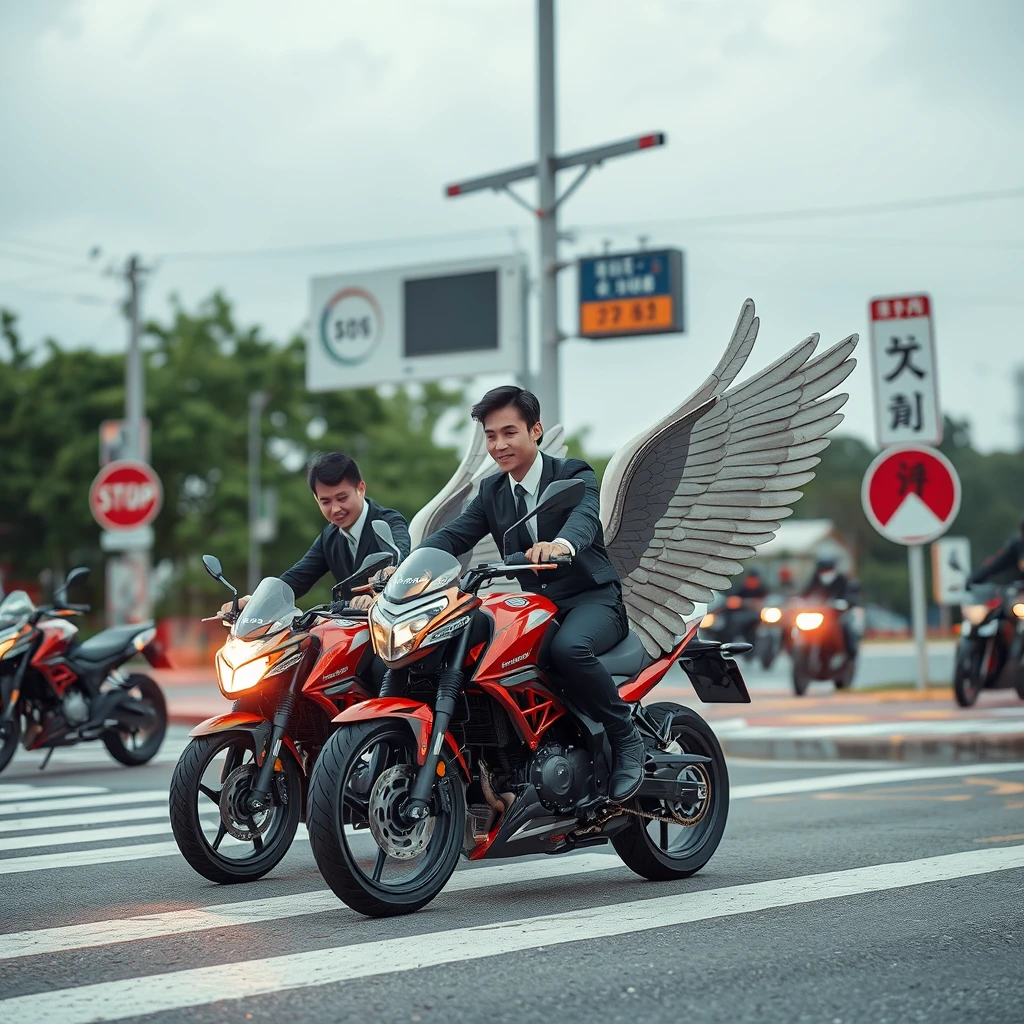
[
  {"x1": 969, "y1": 514, "x2": 1024, "y2": 586},
  {"x1": 800, "y1": 556, "x2": 859, "y2": 657}
]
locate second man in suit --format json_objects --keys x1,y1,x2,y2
[{"x1": 421, "y1": 386, "x2": 646, "y2": 802}]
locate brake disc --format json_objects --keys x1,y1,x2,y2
[
  {"x1": 219, "y1": 764, "x2": 275, "y2": 841},
  {"x1": 368, "y1": 765, "x2": 434, "y2": 860}
]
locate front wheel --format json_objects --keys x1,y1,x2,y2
[
  {"x1": 792, "y1": 646, "x2": 813, "y2": 696},
  {"x1": 169, "y1": 731, "x2": 302, "y2": 883},
  {"x1": 0, "y1": 712, "x2": 21, "y2": 774},
  {"x1": 611, "y1": 703, "x2": 729, "y2": 881},
  {"x1": 102, "y1": 674, "x2": 167, "y2": 766},
  {"x1": 953, "y1": 646, "x2": 984, "y2": 708},
  {"x1": 307, "y1": 721, "x2": 466, "y2": 918}
]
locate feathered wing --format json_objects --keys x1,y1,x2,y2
[
  {"x1": 409, "y1": 422, "x2": 569, "y2": 574},
  {"x1": 600, "y1": 299, "x2": 858, "y2": 655}
]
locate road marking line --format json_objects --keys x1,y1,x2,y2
[
  {"x1": 4, "y1": 845, "x2": 1021, "y2": 1022},
  {"x1": 0, "y1": 852, "x2": 621, "y2": 959},
  {"x1": 0, "y1": 806, "x2": 175, "y2": 834},
  {"x1": 0, "y1": 822, "x2": 175, "y2": 853},
  {"x1": 0, "y1": 840, "x2": 184, "y2": 876},
  {"x1": 0, "y1": 786, "x2": 107, "y2": 804},
  {"x1": 0, "y1": 791, "x2": 168, "y2": 817},
  {"x1": 730, "y1": 762, "x2": 1024, "y2": 800},
  {"x1": 974, "y1": 833, "x2": 1024, "y2": 844}
]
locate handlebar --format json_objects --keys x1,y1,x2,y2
[{"x1": 502, "y1": 552, "x2": 572, "y2": 568}]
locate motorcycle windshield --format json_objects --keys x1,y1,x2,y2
[
  {"x1": 232, "y1": 577, "x2": 298, "y2": 640},
  {"x1": 0, "y1": 590, "x2": 34, "y2": 629},
  {"x1": 383, "y1": 548, "x2": 462, "y2": 603}
]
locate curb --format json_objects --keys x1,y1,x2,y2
[{"x1": 721, "y1": 732, "x2": 1024, "y2": 765}]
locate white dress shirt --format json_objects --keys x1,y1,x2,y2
[
  {"x1": 340, "y1": 500, "x2": 369, "y2": 560},
  {"x1": 509, "y1": 454, "x2": 576, "y2": 556}
]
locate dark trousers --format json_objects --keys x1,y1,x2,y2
[{"x1": 548, "y1": 585, "x2": 633, "y2": 739}]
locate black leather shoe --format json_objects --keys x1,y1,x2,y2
[{"x1": 608, "y1": 727, "x2": 646, "y2": 803}]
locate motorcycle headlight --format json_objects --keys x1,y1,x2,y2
[
  {"x1": 960, "y1": 604, "x2": 988, "y2": 626},
  {"x1": 215, "y1": 638, "x2": 299, "y2": 695},
  {"x1": 1013, "y1": 603, "x2": 1024, "y2": 620},
  {"x1": 795, "y1": 611, "x2": 824, "y2": 631},
  {"x1": 700, "y1": 613, "x2": 715, "y2": 628},
  {"x1": 370, "y1": 597, "x2": 449, "y2": 663},
  {"x1": 761, "y1": 606, "x2": 782, "y2": 624}
]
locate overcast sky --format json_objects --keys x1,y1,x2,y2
[{"x1": 2, "y1": 0, "x2": 1023, "y2": 457}]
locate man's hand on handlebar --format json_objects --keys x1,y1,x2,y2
[
  {"x1": 221, "y1": 595, "x2": 249, "y2": 616},
  {"x1": 526, "y1": 541, "x2": 571, "y2": 565},
  {"x1": 349, "y1": 593, "x2": 375, "y2": 611}
]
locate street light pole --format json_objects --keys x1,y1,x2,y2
[
  {"x1": 125, "y1": 255, "x2": 145, "y2": 461},
  {"x1": 248, "y1": 391, "x2": 267, "y2": 594}
]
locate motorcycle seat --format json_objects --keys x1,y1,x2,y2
[
  {"x1": 73, "y1": 623, "x2": 153, "y2": 664},
  {"x1": 598, "y1": 630, "x2": 654, "y2": 678}
]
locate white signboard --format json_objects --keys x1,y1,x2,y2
[
  {"x1": 869, "y1": 294, "x2": 941, "y2": 447},
  {"x1": 308, "y1": 255, "x2": 526, "y2": 391},
  {"x1": 932, "y1": 536, "x2": 971, "y2": 605}
]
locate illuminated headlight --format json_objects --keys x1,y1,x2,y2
[
  {"x1": 795, "y1": 612, "x2": 824, "y2": 631},
  {"x1": 215, "y1": 638, "x2": 298, "y2": 695},
  {"x1": 132, "y1": 626, "x2": 157, "y2": 652},
  {"x1": 700, "y1": 613, "x2": 715, "y2": 628},
  {"x1": 0, "y1": 634, "x2": 17, "y2": 659},
  {"x1": 370, "y1": 597, "x2": 449, "y2": 663},
  {"x1": 761, "y1": 606, "x2": 782, "y2": 624},
  {"x1": 1013, "y1": 603, "x2": 1024, "y2": 620},
  {"x1": 960, "y1": 604, "x2": 988, "y2": 626}
]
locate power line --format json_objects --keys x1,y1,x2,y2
[
  {"x1": 0, "y1": 233, "x2": 87, "y2": 258},
  {"x1": 666, "y1": 231, "x2": 1024, "y2": 251},
  {"x1": 0, "y1": 245, "x2": 91, "y2": 273}
]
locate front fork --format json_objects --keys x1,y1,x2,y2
[
  {"x1": 403, "y1": 628, "x2": 472, "y2": 822},
  {"x1": 247, "y1": 672, "x2": 300, "y2": 811}
]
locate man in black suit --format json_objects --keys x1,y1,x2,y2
[
  {"x1": 421, "y1": 386, "x2": 646, "y2": 803},
  {"x1": 223, "y1": 452, "x2": 411, "y2": 613}
]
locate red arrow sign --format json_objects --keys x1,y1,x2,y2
[
  {"x1": 861, "y1": 445, "x2": 960, "y2": 545},
  {"x1": 89, "y1": 460, "x2": 163, "y2": 531}
]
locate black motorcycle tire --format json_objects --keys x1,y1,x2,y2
[
  {"x1": 169, "y1": 731, "x2": 302, "y2": 884},
  {"x1": 612, "y1": 703, "x2": 729, "y2": 882},
  {"x1": 953, "y1": 648, "x2": 984, "y2": 708},
  {"x1": 102, "y1": 674, "x2": 168, "y2": 766},
  {"x1": 792, "y1": 647, "x2": 813, "y2": 696},
  {"x1": 833, "y1": 656, "x2": 857, "y2": 690},
  {"x1": 0, "y1": 711, "x2": 21, "y2": 775},
  {"x1": 307, "y1": 721, "x2": 466, "y2": 918}
]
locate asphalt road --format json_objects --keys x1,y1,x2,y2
[{"x1": 1, "y1": 727, "x2": 1022, "y2": 1024}]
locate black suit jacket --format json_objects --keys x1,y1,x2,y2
[
  {"x1": 280, "y1": 498, "x2": 411, "y2": 599},
  {"x1": 421, "y1": 454, "x2": 620, "y2": 606}
]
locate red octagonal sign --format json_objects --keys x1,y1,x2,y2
[
  {"x1": 89, "y1": 459, "x2": 163, "y2": 531},
  {"x1": 861, "y1": 444, "x2": 961, "y2": 546}
]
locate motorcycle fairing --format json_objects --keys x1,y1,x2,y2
[{"x1": 189, "y1": 711, "x2": 302, "y2": 769}]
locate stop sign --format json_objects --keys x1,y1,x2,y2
[
  {"x1": 89, "y1": 459, "x2": 163, "y2": 531},
  {"x1": 861, "y1": 444, "x2": 961, "y2": 545}
]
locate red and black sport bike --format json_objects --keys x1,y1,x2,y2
[
  {"x1": 169, "y1": 543, "x2": 396, "y2": 883},
  {"x1": 0, "y1": 567, "x2": 168, "y2": 774},
  {"x1": 306, "y1": 480, "x2": 751, "y2": 917}
]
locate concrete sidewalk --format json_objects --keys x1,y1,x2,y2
[{"x1": 151, "y1": 665, "x2": 1024, "y2": 765}]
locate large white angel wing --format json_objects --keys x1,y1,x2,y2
[
  {"x1": 409, "y1": 421, "x2": 569, "y2": 572},
  {"x1": 600, "y1": 299, "x2": 858, "y2": 655}
]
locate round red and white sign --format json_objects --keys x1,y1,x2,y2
[
  {"x1": 89, "y1": 459, "x2": 163, "y2": 531},
  {"x1": 861, "y1": 444, "x2": 961, "y2": 545}
]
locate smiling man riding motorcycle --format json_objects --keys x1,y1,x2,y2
[{"x1": 418, "y1": 385, "x2": 647, "y2": 803}]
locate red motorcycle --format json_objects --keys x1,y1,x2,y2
[
  {"x1": 0, "y1": 567, "x2": 168, "y2": 774},
  {"x1": 784, "y1": 599, "x2": 860, "y2": 695},
  {"x1": 169, "y1": 543, "x2": 395, "y2": 883},
  {"x1": 306, "y1": 480, "x2": 749, "y2": 917}
]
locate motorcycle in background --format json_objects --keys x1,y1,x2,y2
[
  {"x1": 169, "y1": 524, "x2": 398, "y2": 883},
  {"x1": 953, "y1": 583, "x2": 1024, "y2": 707},
  {"x1": 755, "y1": 595, "x2": 785, "y2": 670},
  {"x1": 785, "y1": 599, "x2": 861, "y2": 696},
  {"x1": 0, "y1": 568, "x2": 168, "y2": 774}
]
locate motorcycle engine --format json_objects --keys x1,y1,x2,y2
[
  {"x1": 62, "y1": 689, "x2": 90, "y2": 727},
  {"x1": 528, "y1": 743, "x2": 593, "y2": 813}
]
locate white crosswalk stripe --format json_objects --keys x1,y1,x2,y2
[{"x1": 2, "y1": 845, "x2": 1022, "y2": 1022}]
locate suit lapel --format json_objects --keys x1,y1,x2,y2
[{"x1": 353, "y1": 500, "x2": 376, "y2": 568}]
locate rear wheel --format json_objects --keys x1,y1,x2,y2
[
  {"x1": 169, "y1": 730, "x2": 302, "y2": 883},
  {"x1": 102, "y1": 674, "x2": 167, "y2": 766},
  {"x1": 307, "y1": 721, "x2": 465, "y2": 917},
  {"x1": 611, "y1": 703, "x2": 729, "y2": 881},
  {"x1": 0, "y1": 712, "x2": 21, "y2": 775}
]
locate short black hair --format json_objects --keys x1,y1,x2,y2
[
  {"x1": 306, "y1": 452, "x2": 362, "y2": 493},
  {"x1": 471, "y1": 385, "x2": 541, "y2": 430}
]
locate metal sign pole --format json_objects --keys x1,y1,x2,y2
[{"x1": 908, "y1": 543, "x2": 929, "y2": 691}]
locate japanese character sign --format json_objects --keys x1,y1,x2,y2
[{"x1": 869, "y1": 294, "x2": 941, "y2": 447}]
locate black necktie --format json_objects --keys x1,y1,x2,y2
[{"x1": 514, "y1": 484, "x2": 533, "y2": 554}]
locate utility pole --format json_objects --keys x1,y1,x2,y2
[
  {"x1": 248, "y1": 391, "x2": 268, "y2": 594},
  {"x1": 444, "y1": 0, "x2": 665, "y2": 425},
  {"x1": 125, "y1": 255, "x2": 145, "y2": 462}
]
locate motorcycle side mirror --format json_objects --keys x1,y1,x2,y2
[
  {"x1": 202, "y1": 554, "x2": 227, "y2": 584},
  {"x1": 332, "y1": 551, "x2": 393, "y2": 600},
  {"x1": 502, "y1": 478, "x2": 586, "y2": 557},
  {"x1": 54, "y1": 566, "x2": 90, "y2": 606},
  {"x1": 371, "y1": 520, "x2": 401, "y2": 563}
]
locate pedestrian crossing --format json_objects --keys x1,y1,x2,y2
[{"x1": 2, "y1": 763, "x2": 1024, "y2": 1021}]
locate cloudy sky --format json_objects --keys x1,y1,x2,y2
[{"x1": 2, "y1": 0, "x2": 1023, "y2": 456}]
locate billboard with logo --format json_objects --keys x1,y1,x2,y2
[{"x1": 308, "y1": 255, "x2": 527, "y2": 391}]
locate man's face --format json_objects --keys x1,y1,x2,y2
[
  {"x1": 482, "y1": 406, "x2": 542, "y2": 480},
  {"x1": 314, "y1": 478, "x2": 366, "y2": 530}
]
